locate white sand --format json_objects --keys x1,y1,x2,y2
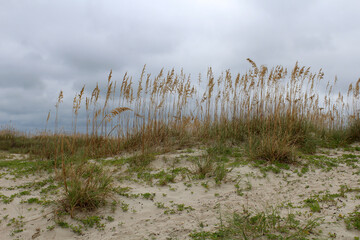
[{"x1": 0, "y1": 145, "x2": 360, "y2": 239}]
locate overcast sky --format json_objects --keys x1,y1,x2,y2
[{"x1": 1, "y1": 0, "x2": 360, "y2": 132}]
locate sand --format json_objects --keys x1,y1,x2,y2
[{"x1": 0, "y1": 145, "x2": 360, "y2": 239}]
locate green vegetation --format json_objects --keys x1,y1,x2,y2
[
  {"x1": 61, "y1": 163, "x2": 113, "y2": 217},
  {"x1": 304, "y1": 198, "x2": 321, "y2": 213},
  {"x1": 1, "y1": 61, "x2": 360, "y2": 238},
  {"x1": 190, "y1": 208, "x2": 322, "y2": 240},
  {"x1": 1, "y1": 60, "x2": 360, "y2": 165},
  {"x1": 345, "y1": 206, "x2": 360, "y2": 230}
]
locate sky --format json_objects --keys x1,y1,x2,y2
[{"x1": 1, "y1": 0, "x2": 360, "y2": 132}]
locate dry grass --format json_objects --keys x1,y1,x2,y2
[
  {"x1": 2, "y1": 60, "x2": 360, "y2": 160},
  {"x1": 1, "y1": 60, "x2": 360, "y2": 216},
  {"x1": 49, "y1": 61, "x2": 357, "y2": 147}
]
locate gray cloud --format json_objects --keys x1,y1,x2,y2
[{"x1": 1, "y1": 0, "x2": 359, "y2": 131}]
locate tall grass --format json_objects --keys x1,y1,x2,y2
[
  {"x1": 1, "y1": 60, "x2": 360, "y2": 160},
  {"x1": 1, "y1": 60, "x2": 359, "y2": 215},
  {"x1": 58, "y1": 61, "x2": 359, "y2": 157}
]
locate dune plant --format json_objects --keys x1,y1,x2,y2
[
  {"x1": 190, "y1": 208, "x2": 321, "y2": 239},
  {"x1": 2, "y1": 60, "x2": 360, "y2": 164},
  {"x1": 1, "y1": 60, "x2": 360, "y2": 220},
  {"x1": 247, "y1": 131, "x2": 296, "y2": 163},
  {"x1": 60, "y1": 161, "x2": 113, "y2": 217}
]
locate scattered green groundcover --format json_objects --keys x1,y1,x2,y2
[{"x1": 190, "y1": 209, "x2": 322, "y2": 240}]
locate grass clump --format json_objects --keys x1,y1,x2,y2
[
  {"x1": 347, "y1": 119, "x2": 360, "y2": 143},
  {"x1": 214, "y1": 162, "x2": 227, "y2": 184},
  {"x1": 320, "y1": 129, "x2": 350, "y2": 148},
  {"x1": 127, "y1": 153, "x2": 156, "y2": 171},
  {"x1": 191, "y1": 155, "x2": 214, "y2": 179},
  {"x1": 247, "y1": 131, "x2": 296, "y2": 164},
  {"x1": 61, "y1": 162, "x2": 113, "y2": 217}
]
